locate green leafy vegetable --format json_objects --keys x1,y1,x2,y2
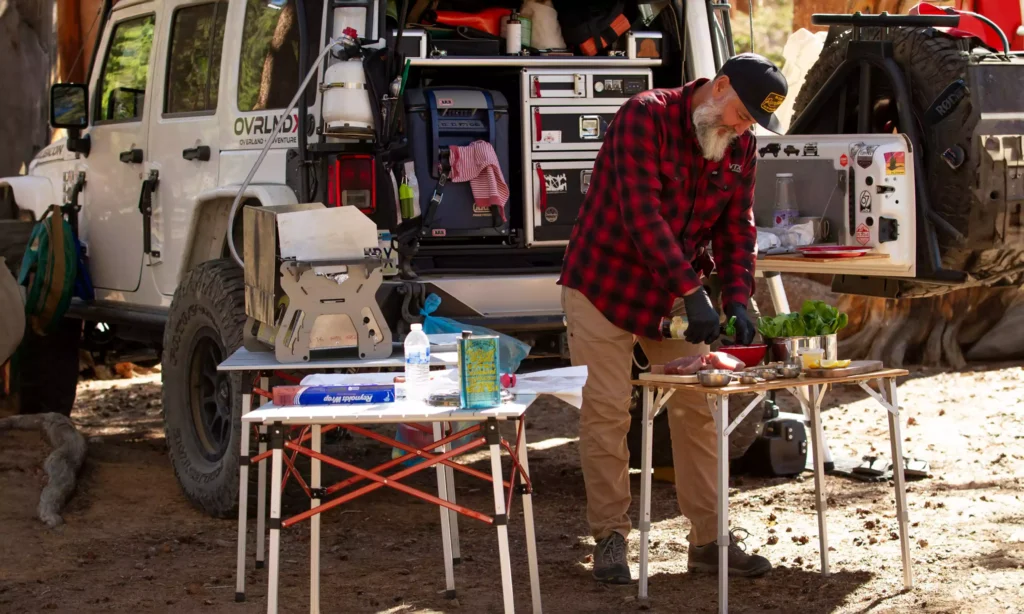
[
  {"x1": 724, "y1": 316, "x2": 736, "y2": 337},
  {"x1": 757, "y1": 301, "x2": 849, "y2": 339}
]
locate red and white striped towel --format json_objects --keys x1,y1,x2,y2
[{"x1": 448, "y1": 141, "x2": 510, "y2": 220}]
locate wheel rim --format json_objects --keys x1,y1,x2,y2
[{"x1": 188, "y1": 329, "x2": 232, "y2": 462}]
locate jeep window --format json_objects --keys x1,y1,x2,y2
[
  {"x1": 165, "y1": 1, "x2": 227, "y2": 115},
  {"x1": 237, "y1": 0, "x2": 322, "y2": 112},
  {"x1": 96, "y1": 14, "x2": 156, "y2": 123}
]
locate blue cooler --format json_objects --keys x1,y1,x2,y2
[{"x1": 404, "y1": 87, "x2": 511, "y2": 238}]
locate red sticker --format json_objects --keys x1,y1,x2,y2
[
  {"x1": 855, "y1": 223, "x2": 871, "y2": 246},
  {"x1": 839, "y1": 154, "x2": 849, "y2": 167}
]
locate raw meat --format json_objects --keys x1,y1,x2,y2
[
  {"x1": 707, "y1": 351, "x2": 745, "y2": 371},
  {"x1": 664, "y1": 355, "x2": 707, "y2": 375}
]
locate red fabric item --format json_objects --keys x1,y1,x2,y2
[
  {"x1": 536, "y1": 164, "x2": 547, "y2": 211},
  {"x1": 557, "y1": 79, "x2": 758, "y2": 340},
  {"x1": 448, "y1": 140, "x2": 510, "y2": 219}
]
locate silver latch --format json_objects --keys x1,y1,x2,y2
[
  {"x1": 580, "y1": 115, "x2": 601, "y2": 140},
  {"x1": 574, "y1": 74, "x2": 586, "y2": 97}
]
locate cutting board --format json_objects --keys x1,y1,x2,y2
[
  {"x1": 639, "y1": 372, "x2": 699, "y2": 385},
  {"x1": 762, "y1": 253, "x2": 890, "y2": 264},
  {"x1": 803, "y1": 360, "x2": 884, "y2": 378}
]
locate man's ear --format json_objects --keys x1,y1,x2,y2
[{"x1": 714, "y1": 75, "x2": 731, "y2": 95}]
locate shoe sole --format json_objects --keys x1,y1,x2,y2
[
  {"x1": 687, "y1": 561, "x2": 772, "y2": 578},
  {"x1": 592, "y1": 571, "x2": 633, "y2": 585}
]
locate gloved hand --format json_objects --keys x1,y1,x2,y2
[
  {"x1": 682, "y1": 288, "x2": 721, "y2": 345},
  {"x1": 724, "y1": 302, "x2": 756, "y2": 346}
]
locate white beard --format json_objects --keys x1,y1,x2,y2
[{"x1": 692, "y1": 101, "x2": 738, "y2": 162}]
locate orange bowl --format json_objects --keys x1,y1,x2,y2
[{"x1": 718, "y1": 344, "x2": 767, "y2": 367}]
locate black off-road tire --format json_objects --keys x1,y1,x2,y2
[
  {"x1": 792, "y1": 27, "x2": 1023, "y2": 294},
  {"x1": 162, "y1": 259, "x2": 246, "y2": 518}
]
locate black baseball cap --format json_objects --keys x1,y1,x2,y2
[{"x1": 717, "y1": 53, "x2": 788, "y2": 133}]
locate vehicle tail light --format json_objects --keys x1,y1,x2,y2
[{"x1": 328, "y1": 154, "x2": 376, "y2": 213}]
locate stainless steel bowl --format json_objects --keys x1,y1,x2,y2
[
  {"x1": 698, "y1": 370, "x2": 734, "y2": 387},
  {"x1": 778, "y1": 364, "x2": 802, "y2": 379},
  {"x1": 754, "y1": 368, "x2": 778, "y2": 381}
]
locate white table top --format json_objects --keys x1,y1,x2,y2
[
  {"x1": 218, "y1": 347, "x2": 458, "y2": 372},
  {"x1": 242, "y1": 394, "x2": 537, "y2": 425}
]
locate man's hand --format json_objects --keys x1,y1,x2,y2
[
  {"x1": 724, "y1": 302, "x2": 755, "y2": 345},
  {"x1": 682, "y1": 288, "x2": 721, "y2": 345}
]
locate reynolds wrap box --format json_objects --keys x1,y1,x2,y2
[{"x1": 273, "y1": 384, "x2": 396, "y2": 406}]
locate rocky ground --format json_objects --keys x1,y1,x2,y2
[{"x1": 1, "y1": 362, "x2": 1023, "y2": 613}]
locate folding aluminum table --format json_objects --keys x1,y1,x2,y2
[
  {"x1": 631, "y1": 368, "x2": 913, "y2": 613},
  {"x1": 220, "y1": 348, "x2": 542, "y2": 614}
]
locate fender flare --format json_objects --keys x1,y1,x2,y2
[
  {"x1": 0, "y1": 176, "x2": 59, "y2": 220},
  {"x1": 180, "y1": 184, "x2": 298, "y2": 275}
]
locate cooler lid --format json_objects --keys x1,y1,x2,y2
[{"x1": 404, "y1": 87, "x2": 509, "y2": 111}]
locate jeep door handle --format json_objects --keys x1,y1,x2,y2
[
  {"x1": 119, "y1": 148, "x2": 143, "y2": 164},
  {"x1": 182, "y1": 145, "x2": 211, "y2": 161}
]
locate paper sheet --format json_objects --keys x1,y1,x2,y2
[{"x1": 301, "y1": 365, "x2": 588, "y2": 408}]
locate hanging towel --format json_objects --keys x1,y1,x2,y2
[{"x1": 448, "y1": 140, "x2": 510, "y2": 221}]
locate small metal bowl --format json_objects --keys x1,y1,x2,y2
[
  {"x1": 738, "y1": 373, "x2": 761, "y2": 385},
  {"x1": 777, "y1": 364, "x2": 802, "y2": 379},
  {"x1": 698, "y1": 370, "x2": 734, "y2": 387}
]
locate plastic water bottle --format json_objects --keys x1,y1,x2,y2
[
  {"x1": 773, "y1": 173, "x2": 800, "y2": 229},
  {"x1": 404, "y1": 323, "x2": 431, "y2": 403}
]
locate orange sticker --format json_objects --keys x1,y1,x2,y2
[{"x1": 884, "y1": 151, "x2": 906, "y2": 175}]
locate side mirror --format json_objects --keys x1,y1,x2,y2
[
  {"x1": 50, "y1": 83, "x2": 91, "y2": 157},
  {"x1": 50, "y1": 83, "x2": 89, "y2": 130}
]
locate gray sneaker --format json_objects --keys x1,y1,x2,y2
[
  {"x1": 687, "y1": 529, "x2": 772, "y2": 577},
  {"x1": 592, "y1": 532, "x2": 631, "y2": 584}
]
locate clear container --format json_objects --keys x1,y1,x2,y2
[
  {"x1": 801, "y1": 348, "x2": 824, "y2": 369},
  {"x1": 773, "y1": 173, "x2": 800, "y2": 229},
  {"x1": 403, "y1": 323, "x2": 431, "y2": 403}
]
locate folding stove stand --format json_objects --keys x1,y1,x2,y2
[
  {"x1": 632, "y1": 368, "x2": 914, "y2": 614},
  {"x1": 220, "y1": 348, "x2": 542, "y2": 614}
]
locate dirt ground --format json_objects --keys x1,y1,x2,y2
[{"x1": 1, "y1": 362, "x2": 1023, "y2": 614}]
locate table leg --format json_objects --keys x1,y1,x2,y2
[
  {"x1": 267, "y1": 423, "x2": 285, "y2": 614},
  {"x1": 809, "y1": 384, "x2": 830, "y2": 576},
  {"x1": 310, "y1": 425, "x2": 321, "y2": 614},
  {"x1": 432, "y1": 422, "x2": 457, "y2": 599},
  {"x1": 517, "y1": 417, "x2": 543, "y2": 613},
  {"x1": 235, "y1": 390, "x2": 252, "y2": 602},
  {"x1": 445, "y1": 427, "x2": 461, "y2": 565},
  {"x1": 715, "y1": 395, "x2": 730, "y2": 614},
  {"x1": 638, "y1": 386, "x2": 655, "y2": 600},
  {"x1": 256, "y1": 375, "x2": 270, "y2": 569},
  {"x1": 885, "y1": 379, "x2": 914, "y2": 589},
  {"x1": 485, "y1": 418, "x2": 515, "y2": 614}
]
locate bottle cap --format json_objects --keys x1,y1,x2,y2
[
  {"x1": 776, "y1": 172, "x2": 793, "y2": 178},
  {"x1": 410, "y1": 323, "x2": 422, "y2": 331},
  {"x1": 343, "y1": 27, "x2": 358, "y2": 38}
]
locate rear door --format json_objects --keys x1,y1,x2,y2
[
  {"x1": 81, "y1": 4, "x2": 160, "y2": 292},
  {"x1": 147, "y1": 0, "x2": 228, "y2": 295}
]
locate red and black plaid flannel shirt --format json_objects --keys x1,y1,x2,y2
[{"x1": 558, "y1": 79, "x2": 758, "y2": 340}]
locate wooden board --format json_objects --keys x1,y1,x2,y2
[
  {"x1": 803, "y1": 360, "x2": 884, "y2": 379},
  {"x1": 761, "y1": 253, "x2": 890, "y2": 264},
  {"x1": 639, "y1": 372, "x2": 699, "y2": 385}
]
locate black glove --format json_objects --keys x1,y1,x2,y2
[
  {"x1": 682, "y1": 288, "x2": 721, "y2": 345},
  {"x1": 725, "y1": 302, "x2": 756, "y2": 346}
]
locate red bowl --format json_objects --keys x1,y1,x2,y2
[{"x1": 718, "y1": 344, "x2": 767, "y2": 367}]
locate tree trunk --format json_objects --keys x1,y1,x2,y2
[{"x1": 0, "y1": 0, "x2": 55, "y2": 176}]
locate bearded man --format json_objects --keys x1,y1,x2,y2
[{"x1": 557, "y1": 53, "x2": 788, "y2": 584}]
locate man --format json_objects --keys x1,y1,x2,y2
[{"x1": 558, "y1": 52, "x2": 788, "y2": 583}]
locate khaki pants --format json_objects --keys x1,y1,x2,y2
[{"x1": 562, "y1": 286, "x2": 718, "y2": 546}]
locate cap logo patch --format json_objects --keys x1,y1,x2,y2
[{"x1": 760, "y1": 92, "x2": 785, "y2": 113}]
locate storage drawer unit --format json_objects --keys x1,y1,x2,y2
[{"x1": 520, "y1": 67, "x2": 651, "y2": 247}]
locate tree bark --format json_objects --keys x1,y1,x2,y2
[{"x1": 0, "y1": 0, "x2": 55, "y2": 175}]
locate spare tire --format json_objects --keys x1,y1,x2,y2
[{"x1": 791, "y1": 27, "x2": 1024, "y2": 296}]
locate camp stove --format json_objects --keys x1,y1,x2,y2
[{"x1": 242, "y1": 203, "x2": 393, "y2": 363}]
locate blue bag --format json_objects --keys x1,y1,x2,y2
[{"x1": 419, "y1": 293, "x2": 531, "y2": 374}]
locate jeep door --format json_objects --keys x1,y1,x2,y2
[
  {"x1": 147, "y1": 0, "x2": 228, "y2": 295},
  {"x1": 82, "y1": 3, "x2": 159, "y2": 292}
]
